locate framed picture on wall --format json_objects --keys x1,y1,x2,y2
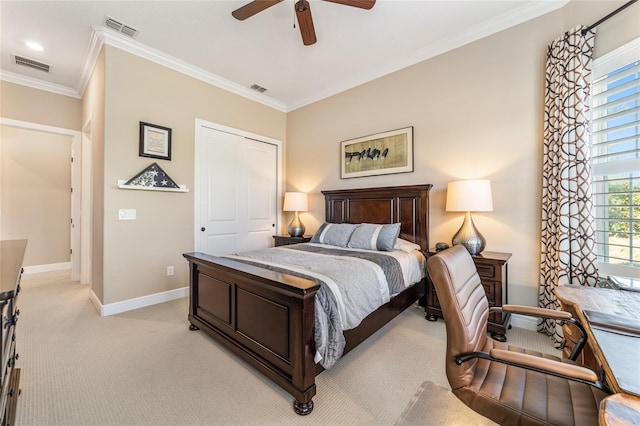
[
  {"x1": 340, "y1": 126, "x2": 413, "y2": 179},
  {"x1": 139, "y1": 122, "x2": 172, "y2": 160}
]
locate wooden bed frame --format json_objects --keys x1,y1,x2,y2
[{"x1": 183, "y1": 184, "x2": 432, "y2": 415}]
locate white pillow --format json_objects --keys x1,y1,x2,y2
[{"x1": 394, "y1": 238, "x2": 421, "y2": 253}]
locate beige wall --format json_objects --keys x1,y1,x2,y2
[
  {"x1": 0, "y1": 125, "x2": 71, "y2": 266},
  {"x1": 99, "y1": 46, "x2": 286, "y2": 304},
  {"x1": 286, "y1": 0, "x2": 640, "y2": 308},
  {"x1": 0, "y1": 81, "x2": 81, "y2": 130}
]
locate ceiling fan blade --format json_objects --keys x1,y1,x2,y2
[
  {"x1": 295, "y1": 0, "x2": 317, "y2": 46},
  {"x1": 232, "y1": 0, "x2": 284, "y2": 20},
  {"x1": 322, "y1": 0, "x2": 375, "y2": 9}
]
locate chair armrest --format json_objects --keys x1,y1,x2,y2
[
  {"x1": 500, "y1": 304, "x2": 572, "y2": 319},
  {"x1": 490, "y1": 304, "x2": 587, "y2": 361},
  {"x1": 489, "y1": 349, "x2": 598, "y2": 382}
]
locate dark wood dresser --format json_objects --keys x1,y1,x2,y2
[
  {"x1": 0, "y1": 240, "x2": 26, "y2": 425},
  {"x1": 425, "y1": 249, "x2": 512, "y2": 341}
]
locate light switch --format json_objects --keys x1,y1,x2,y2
[{"x1": 118, "y1": 209, "x2": 136, "y2": 220}]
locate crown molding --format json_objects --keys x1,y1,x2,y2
[
  {"x1": 1, "y1": 26, "x2": 286, "y2": 111},
  {"x1": 75, "y1": 28, "x2": 105, "y2": 97},
  {"x1": 0, "y1": 31, "x2": 100, "y2": 99},
  {"x1": 1, "y1": 1, "x2": 567, "y2": 112},
  {"x1": 0, "y1": 70, "x2": 80, "y2": 98},
  {"x1": 92, "y1": 27, "x2": 287, "y2": 112},
  {"x1": 286, "y1": 0, "x2": 568, "y2": 111}
]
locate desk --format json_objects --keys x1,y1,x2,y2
[
  {"x1": 555, "y1": 285, "x2": 640, "y2": 425},
  {"x1": 556, "y1": 285, "x2": 640, "y2": 395}
]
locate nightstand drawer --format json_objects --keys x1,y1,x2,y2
[
  {"x1": 273, "y1": 235, "x2": 312, "y2": 247},
  {"x1": 476, "y1": 264, "x2": 497, "y2": 280},
  {"x1": 481, "y1": 282, "x2": 495, "y2": 300}
]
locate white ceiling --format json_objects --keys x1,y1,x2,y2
[{"x1": 0, "y1": 0, "x2": 566, "y2": 112}]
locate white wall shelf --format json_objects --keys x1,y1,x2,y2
[{"x1": 117, "y1": 180, "x2": 188, "y2": 192}]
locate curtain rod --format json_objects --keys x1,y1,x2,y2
[{"x1": 582, "y1": 0, "x2": 638, "y2": 35}]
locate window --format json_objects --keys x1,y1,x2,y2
[{"x1": 590, "y1": 38, "x2": 640, "y2": 277}]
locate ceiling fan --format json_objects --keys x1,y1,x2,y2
[{"x1": 232, "y1": 0, "x2": 376, "y2": 46}]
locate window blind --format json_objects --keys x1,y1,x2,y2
[{"x1": 590, "y1": 38, "x2": 640, "y2": 274}]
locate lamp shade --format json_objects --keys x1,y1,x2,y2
[
  {"x1": 283, "y1": 192, "x2": 308, "y2": 212},
  {"x1": 446, "y1": 180, "x2": 493, "y2": 212}
]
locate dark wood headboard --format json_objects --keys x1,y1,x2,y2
[{"x1": 321, "y1": 184, "x2": 432, "y2": 251}]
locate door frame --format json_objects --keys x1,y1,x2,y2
[
  {"x1": 0, "y1": 117, "x2": 85, "y2": 281},
  {"x1": 81, "y1": 116, "x2": 93, "y2": 286},
  {"x1": 194, "y1": 118, "x2": 283, "y2": 252}
]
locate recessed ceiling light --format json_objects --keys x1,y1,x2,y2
[{"x1": 25, "y1": 41, "x2": 44, "y2": 52}]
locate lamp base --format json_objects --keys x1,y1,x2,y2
[
  {"x1": 452, "y1": 211, "x2": 486, "y2": 256},
  {"x1": 287, "y1": 211, "x2": 305, "y2": 237}
]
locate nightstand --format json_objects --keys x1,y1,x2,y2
[
  {"x1": 425, "y1": 249, "x2": 512, "y2": 341},
  {"x1": 273, "y1": 235, "x2": 312, "y2": 247}
]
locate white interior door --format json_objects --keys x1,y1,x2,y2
[
  {"x1": 246, "y1": 138, "x2": 277, "y2": 251},
  {"x1": 196, "y1": 125, "x2": 278, "y2": 256}
]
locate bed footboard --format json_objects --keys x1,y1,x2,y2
[{"x1": 183, "y1": 252, "x2": 321, "y2": 415}]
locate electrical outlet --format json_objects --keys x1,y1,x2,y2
[{"x1": 166, "y1": 265, "x2": 174, "y2": 276}]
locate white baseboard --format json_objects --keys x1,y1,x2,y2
[
  {"x1": 85, "y1": 289, "x2": 541, "y2": 328},
  {"x1": 23, "y1": 262, "x2": 71, "y2": 274},
  {"x1": 510, "y1": 313, "x2": 538, "y2": 331},
  {"x1": 89, "y1": 286, "x2": 189, "y2": 317}
]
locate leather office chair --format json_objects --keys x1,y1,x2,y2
[{"x1": 426, "y1": 245, "x2": 609, "y2": 426}]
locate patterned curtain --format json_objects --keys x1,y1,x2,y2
[{"x1": 539, "y1": 25, "x2": 599, "y2": 345}]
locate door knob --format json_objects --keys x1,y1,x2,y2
[{"x1": 201, "y1": 227, "x2": 206, "y2": 232}]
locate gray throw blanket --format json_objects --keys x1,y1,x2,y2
[{"x1": 224, "y1": 244, "x2": 405, "y2": 369}]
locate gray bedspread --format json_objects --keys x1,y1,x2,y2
[{"x1": 224, "y1": 244, "x2": 406, "y2": 369}]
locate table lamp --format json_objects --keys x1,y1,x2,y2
[
  {"x1": 283, "y1": 192, "x2": 308, "y2": 237},
  {"x1": 446, "y1": 179, "x2": 493, "y2": 255}
]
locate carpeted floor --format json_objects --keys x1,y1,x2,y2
[
  {"x1": 395, "y1": 381, "x2": 497, "y2": 426},
  {"x1": 16, "y1": 270, "x2": 559, "y2": 425}
]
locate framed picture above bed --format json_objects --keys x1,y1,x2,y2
[{"x1": 340, "y1": 126, "x2": 413, "y2": 179}]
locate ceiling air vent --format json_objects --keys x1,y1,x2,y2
[
  {"x1": 250, "y1": 84, "x2": 267, "y2": 93},
  {"x1": 14, "y1": 54, "x2": 50, "y2": 72},
  {"x1": 105, "y1": 16, "x2": 139, "y2": 38}
]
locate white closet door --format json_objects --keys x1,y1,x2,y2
[
  {"x1": 197, "y1": 126, "x2": 277, "y2": 256},
  {"x1": 245, "y1": 138, "x2": 277, "y2": 251}
]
